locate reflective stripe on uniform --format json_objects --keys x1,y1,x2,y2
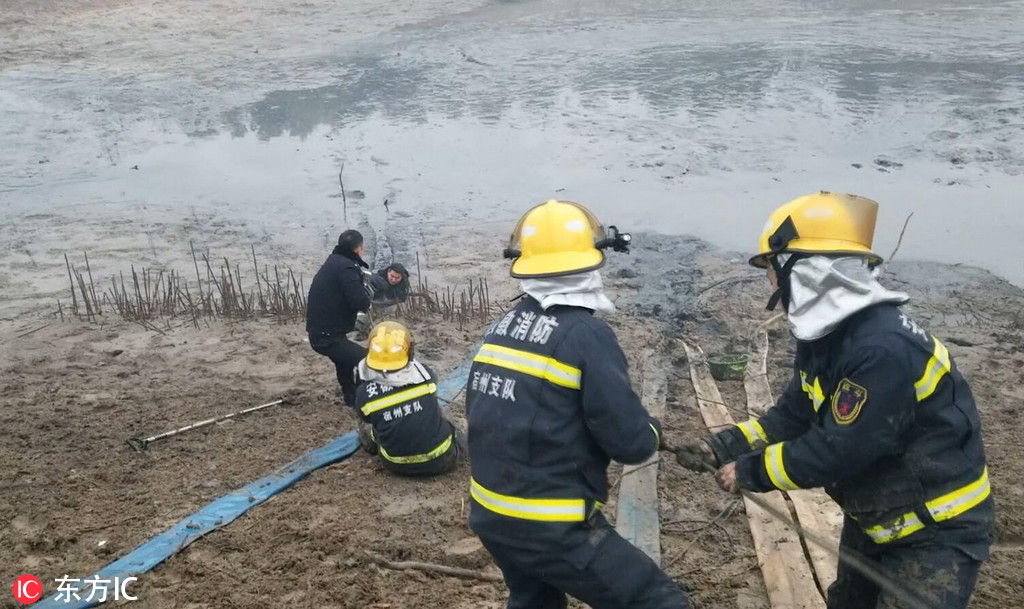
[
  {"x1": 800, "y1": 372, "x2": 826, "y2": 412},
  {"x1": 361, "y1": 383, "x2": 438, "y2": 416},
  {"x1": 914, "y1": 337, "x2": 951, "y2": 401},
  {"x1": 764, "y1": 443, "x2": 801, "y2": 491},
  {"x1": 379, "y1": 434, "x2": 453, "y2": 464},
  {"x1": 862, "y1": 512, "x2": 926, "y2": 543},
  {"x1": 737, "y1": 419, "x2": 768, "y2": 448},
  {"x1": 470, "y1": 478, "x2": 586, "y2": 522},
  {"x1": 474, "y1": 343, "x2": 582, "y2": 389},
  {"x1": 863, "y1": 467, "x2": 991, "y2": 544},
  {"x1": 928, "y1": 466, "x2": 991, "y2": 521}
]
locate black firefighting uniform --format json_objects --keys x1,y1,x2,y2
[
  {"x1": 711, "y1": 303, "x2": 993, "y2": 609},
  {"x1": 353, "y1": 365, "x2": 459, "y2": 477},
  {"x1": 466, "y1": 296, "x2": 690, "y2": 609}
]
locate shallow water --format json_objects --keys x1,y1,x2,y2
[{"x1": 2, "y1": 0, "x2": 1023, "y2": 317}]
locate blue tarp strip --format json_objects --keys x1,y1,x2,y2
[
  {"x1": 437, "y1": 337, "x2": 481, "y2": 404},
  {"x1": 37, "y1": 341, "x2": 480, "y2": 609},
  {"x1": 36, "y1": 431, "x2": 360, "y2": 609}
]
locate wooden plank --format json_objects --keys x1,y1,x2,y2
[
  {"x1": 746, "y1": 330, "x2": 774, "y2": 417},
  {"x1": 788, "y1": 490, "x2": 843, "y2": 590},
  {"x1": 616, "y1": 351, "x2": 667, "y2": 564},
  {"x1": 746, "y1": 331, "x2": 843, "y2": 591},
  {"x1": 683, "y1": 340, "x2": 824, "y2": 609}
]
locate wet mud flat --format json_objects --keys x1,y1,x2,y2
[
  {"x1": 2, "y1": 230, "x2": 1022, "y2": 608},
  {"x1": 3, "y1": 0, "x2": 1024, "y2": 315}
]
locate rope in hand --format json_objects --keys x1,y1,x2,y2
[{"x1": 665, "y1": 445, "x2": 936, "y2": 609}]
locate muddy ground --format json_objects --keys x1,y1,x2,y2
[{"x1": 1, "y1": 228, "x2": 1022, "y2": 609}]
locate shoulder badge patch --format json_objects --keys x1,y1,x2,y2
[{"x1": 831, "y1": 378, "x2": 868, "y2": 425}]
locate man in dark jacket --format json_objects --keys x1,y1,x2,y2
[
  {"x1": 367, "y1": 262, "x2": 411, "y2": 308},
  {"x1": 306, "y1": 229, "x2": 372, "y2": 407},
  {"x1": 353, "y1": 320, "x2": 460, "y2": 476},
  {"x1": 466, "y1": 200, "x2": 690, "y2": 609},
  {"x1": 675, "y1": 192, "x2": 994, "y2": 609}
]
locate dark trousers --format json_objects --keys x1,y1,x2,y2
[
  {"x1": 310, "y1": 334, "x2": 365, "y2": 407},
  {"x1": 372, "y1": 423, "x2": 463, "y2": 477},
  {"x1": 827, "y1": 541, "x2": 982, "y2": 609},
  {"x1": 478, "y1": 515, "x2": 689, "y2": 609},
  {"x1": 380, "y1": 440, "x2": 460, "y2": 477}
]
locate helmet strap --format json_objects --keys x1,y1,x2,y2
[
  {"x1": 766, "y1": 253, "x2": 802, "y2": 312},
  {"x1": 764, "y1": 215, "x2": 801, "y2": 312}
]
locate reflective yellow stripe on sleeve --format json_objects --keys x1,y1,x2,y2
[
  {"x1": 361, "y1": 383, "x2": 438, "y2": 416},
  {"x1": 470, "y1": 478, "x2": 586, "y2": 522},
  {"x1": 862, "y1": 468, "x2": 991, "y2": 544},
  {"x1": 914, "y1": 337, "x2": 951, "y2": 401},
  {"x1": 800, "y1": 372, "x2": 826, "y2": 412},
  {"x1": 763, "y1": 443, "x2": 801, "y2": 491},
  {"x1": 737, "y1": 419, "x2": 768, "y2": 448},
  {"x1": 474, "y1": 343, "x2": 582, "y2": 389},
  {"x1": 379, "y1": 434, "x2": 453, "y2": 464}
]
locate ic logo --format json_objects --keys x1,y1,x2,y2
[{"x1": 13, "y1": 575, "x2": 42, "y2": 605}]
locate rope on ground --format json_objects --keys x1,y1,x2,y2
[
  {"x1": 364, "y1": 551, "x2": 504, "y2": 583},
  {"x1": 663, "y1": 499, "x2": 743, "y2": 570},
  {"x1": 695, "y1": 275, "x2": 762, "y2": 299}
]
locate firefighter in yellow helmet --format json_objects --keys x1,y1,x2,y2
[
  {"x1": 675, "y1": 192, "x2": 993, "y2": 608},
  {"x1": 467, "y1": 200, "x2": 690, "y2": 609},
  {"x1": 352, "y1": 321, "x2": 461, "y2": 476}
]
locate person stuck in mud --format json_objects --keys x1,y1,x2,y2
[
  {"x1": 353, "y1": 262, "x2": 412, "y2": 339},
  {"x1": 306, "y1": 229, "x2": 372, "y2": 407},
  {"x1": 353, "y1": 321, "x2": 461, "y2": 476},
  {"x1": 465, "y1": 200, "x2": 691, "y2": 609},
  {"x1": 367, "y1": 262, "x2": 411, "y2": 308},
  {"x1": 675, "y1": 191, "x2": 994, "y2": 609}
]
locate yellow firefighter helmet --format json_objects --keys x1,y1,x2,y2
[
  {"x1": 504, "y1": 200, "x2": 608, "y2": 278},
  {"x1": 749, "y1": 191, "x2": 883, "y2": 269},
  {"x1": 365, "y1": 321, "x2": 412, "y2": 372}
]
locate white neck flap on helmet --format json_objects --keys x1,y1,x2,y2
[
  {"x1": 520, "y1": 270, "x2": 616, "y2": 313},
  {"x1": 785, "y1": 255, "x2": 909, "y2": 341}
]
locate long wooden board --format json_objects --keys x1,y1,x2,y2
[
  {"x1": 788, "y1": 490, "x2": 843, "y2": 590},
  {"x1": 683, "y1": 340, "x2": 824, "y2": 608},
  {"x1": 616, "y1": 351, "x2": 668, "y2": 564},
  {"x1": 746, "y1": 330, "x2": 774, "y2": 416},
  {"x1": 745, "y1": 331, "x2": 844, "y2": 591}
]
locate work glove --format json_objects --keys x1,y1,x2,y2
[{"x1": 673, "y1": 439, "x2": 720, "y2": 473}]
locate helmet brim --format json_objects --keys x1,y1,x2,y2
[
  {"x1": 366, "y1": 352, "x2": 410, "y2": 373},
  {"x1": 749, "y1": 253, "x2": 771, "y2": 269},
  {"x1": 510, "y1": 250, "x2": 605, "y2": 279},
  {"x1": 749, "y1": 244, "x2": 883, "y2": 269}
]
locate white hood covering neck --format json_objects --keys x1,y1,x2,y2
[
  {"x1": 785, "y1": 255, "x2": 909, "y2": 342},
  {"x1": 357, "y1": 358, "x2": 431, "y2": 386},
  {"x1": 520, "y1": 270, "x2": 616, "y2": 313}
]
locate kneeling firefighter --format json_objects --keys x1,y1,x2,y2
[
  {"x1": 466, "y1": 200, "x2": 691, "y2": 609},
  {"x1": 675, "y1": 192, "x2": 994, "y2": 608},
  {"x1": 353, "y1": 321, "x2": 461, "y2": 476}
]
